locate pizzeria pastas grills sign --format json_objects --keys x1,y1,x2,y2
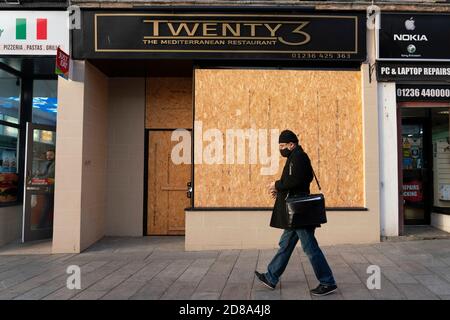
[
  {"x1": 75, "y1": 12, "x2": 366, "y2": 61},
  {"x1": 0, "y1": 11, "x2": 69, "y2": 55}
]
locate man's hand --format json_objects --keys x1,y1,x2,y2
[
  {"x1": 270, "y1": 190, "x2": 277, "y2": 200},
  {"x1": 267, "y1": 181, "x2": 277, "y2": 199}
]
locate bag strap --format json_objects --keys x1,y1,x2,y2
[
  {"x1": 286, "y1": 165, "x2": 321, "y2": 200},
  {"x1": 311, "y1": 166, "x2": 322, "y2": 191}
]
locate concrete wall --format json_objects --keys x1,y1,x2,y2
[
  {"x1": 52, "y1": 61, "x2": 108, "y2": 253},
  {"x1": 186, "y1": 208, "x2": 382, "y2": 251},
  {"x1": 0, "y1": 205, "x2": 22, "y2": 246},
  {"x1": 378, "y1": 82, "x2": 399, "y2": 237},
  {"x1": 79, "y1": 62, "x2": 109, "y2": 251},
  {"x1": 185, "y1": 62, "x2": 381, "y2": 251},
  {"x1": 431, "y1": 213, "x2": 450, "y2": 233},
  {"x1": 106, "y1": 78, "x2": 145, "y2": 236},
  {"x1": 52, "y1": 61, "x2": 85, "y2": 253}
]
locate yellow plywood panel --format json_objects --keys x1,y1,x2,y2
[
  {"x1": 146, "y1": 77, "x2": 193, "y2": 129},
  {"x1": 194, "y1": 69, "x2": 363, "y2": 207},
  {"x1": 148, "y1": 131, "x2": 191, "y2": 235}
]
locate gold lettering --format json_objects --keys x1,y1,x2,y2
[
  {"x1": 243, "y1": 23, "x2": 262, "y2": 37},
  {"x1": 264, "y1": 23, "x2": 282, "y2": 37},
  {"x1": 203, "y1": 23, "x2": 218, "y2": 36},
  {"x1": 153, "y1": 20, "x2": 159, "y2": 36},
  {"x1": 167, "y1": 22, "x2": 200, "y2": 36},
  {"x1": 143, "y1": 19, "x2": 161, "y2": 36},
  {"x1": 278, "y1": 22, "x2": 311, "y2": 46},
  {"x1": 222, "y1": 23, "x2": 240, "y2": 37}
]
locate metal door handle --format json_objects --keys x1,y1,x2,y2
[{"x1": 187, "y1": 182, "x2": 192, "y2": 198}]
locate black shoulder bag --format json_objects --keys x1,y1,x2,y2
[{"x1": 285, "y1": 167, "x2": 327, "y2": 228}]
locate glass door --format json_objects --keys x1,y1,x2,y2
[
  {"x1": 22, "y1": 122, "x2": 56, "y2": 242},
  {"x1": 401, "y1": 119, "x2": 431, "y2": 225}
]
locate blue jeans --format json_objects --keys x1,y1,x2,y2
[{"x1": 265, "y1": 228, "x2": 336, "y2": 286}]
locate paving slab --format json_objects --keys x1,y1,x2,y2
[
  {"x1": 396, "y1": 284, "x2": 440, "y2": 300},
  {"x1": 279, "y1": 280, "x2": 311, "y2": 300},
  {"x1": 159, "y1": 258, "x2": 215, "y2": 300},
  {"x1": 338, "y1": 283, "x2": 374, "y2": 300},
  {"x1": 1, "y1": 237, "x2": 450, "y2": 300},
  {"x1": 130, "y1": 259, "x2": 193, "y2": 300},
  {"x1": 380, "y1": 266, "x2": 419, "y2": 284},
  {"x1": 366, "y1": 275, "x2": 406, "y2": 300},
  {"x1": 220, "y1": 283, "x2": 253, "y2": 300},
  {"x1": 414, "y1": 275, "x2": 450, "y2": 296}
]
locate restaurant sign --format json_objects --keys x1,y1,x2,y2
[{"x1": 73, "y1": 11, "x2": 366, "y2": 61}]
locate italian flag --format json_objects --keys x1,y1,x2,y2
[{"x1": 15, "y1": 18, "x2": 47, "y2": 40}]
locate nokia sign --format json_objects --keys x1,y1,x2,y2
[
  {"x1": 393, "y1": 34, "x2": 428, "y2": 42},
  {"x1": 378, "y1": 14, "x2": 450, "y2": 61}
]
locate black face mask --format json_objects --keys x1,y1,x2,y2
[{"x1": 280, "y1": 148, "x2": 292, "y2": 158}]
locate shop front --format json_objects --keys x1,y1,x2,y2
[
  {"x1": 52, "y1": 8, "x2": 381, "y2": 253},
  {"x1": 0, "y1": 9, "x2": 69, "y2": 246},
  {"x1": 377, "y1": 13, "x2": 450, "y2": 236}
]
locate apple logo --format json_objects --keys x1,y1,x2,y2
[{"x1": 405, "y1": 17, "x2": 415, "y2": 31}]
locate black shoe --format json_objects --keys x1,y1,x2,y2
[
  {"x1": 310, "y1": 284, "x2": 338, "y2": 296},
  {"x1": 254, "y1": 271, "x2": 275, "y2": 290}
]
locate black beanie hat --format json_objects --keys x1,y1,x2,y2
[{"x1": 279, "y1": 130, "x2": 299, "y2": 144}]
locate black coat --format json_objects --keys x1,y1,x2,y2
[{"x1": 270, "y1": 145, "x2": 317, "y2": 229}]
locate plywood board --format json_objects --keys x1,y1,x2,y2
[
  {"x1": 194, "y1": 69, "x2": 364, "y2": 207},
  {"x1": 146, "y1": 77, "x2": 193, "y2": 129},
  {"x1": 148, "y1": 131, "x2": 191, "y2": 235}
]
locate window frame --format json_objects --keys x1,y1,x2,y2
[{"x1": 0, "y1": 62, "x2": 57, "y2": 208}]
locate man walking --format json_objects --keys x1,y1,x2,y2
[{"x1": 255, "y1": 130, "x2": 337, "y2": 296}]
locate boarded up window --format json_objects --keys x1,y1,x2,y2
[{"x1": 194, "y1": 69, "x2": 364, "y2": 208}]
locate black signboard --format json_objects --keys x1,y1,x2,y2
[
  {"x1": 377, "y1": 62, "x2": 450, "y2": 82},
  {"x1": 73, "y1": 11, "x2": 366, "y2": 61},
  {"x1": 378, "y1": 13, "x2": 450, "y2": 61},
  {"x1": 397, "y1": 84, "x2": 450, "y2": 102}
]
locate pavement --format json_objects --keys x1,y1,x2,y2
[{"x1": 0, "y1": 236, "x2": 450, "y2": 300}]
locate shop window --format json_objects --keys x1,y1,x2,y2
[
  {"x1": 0, "y1": 124, "x2": 19, "y2": 204},
  {"x1": 32, "y1": 80, "x2": 57, "y2": 126},
  {"x1": 0, "y1": 69, "x2": 20, "y2": 124}
]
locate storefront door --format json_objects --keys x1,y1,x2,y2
[
  {"x1": 22, "y1": 123, "x2": 56, "y2": 242},
  {"x1": 147, "y1": 130, "x2": 191, "y2": 235},
  {"x1": 401, "y1": 117, "x2": 431, "y2": 225},
  {"x1": 399, "y1": 105, "x2": 450, "y2": 227}
]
